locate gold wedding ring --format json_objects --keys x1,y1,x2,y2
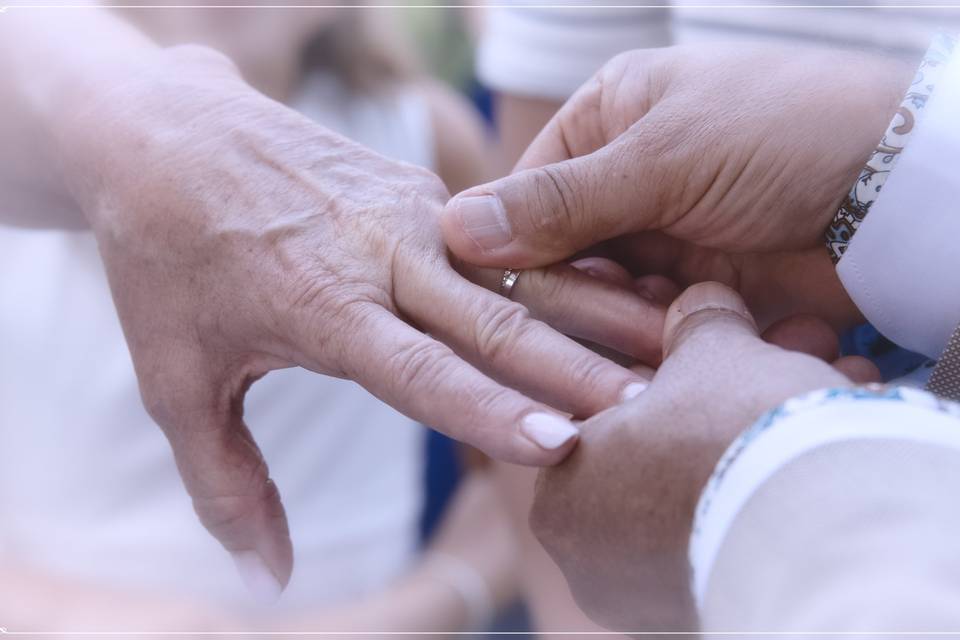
[{"x1": 499, "y1": 269, "x2": 522, "y2": 299}]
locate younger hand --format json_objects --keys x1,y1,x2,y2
[
  {"x1": 442, "y1": 45, "x2": 913, "y2": 329},
  {"x1": 530, "y1": 282, "x2": 879, "y2": 631}
]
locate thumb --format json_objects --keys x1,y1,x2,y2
[
  {"x1": 661, "y1": 281, "x2": 759, "y2": 361},
  {"x1": 141, "y1": 354, "x2": 293, "y2": 603},
  {"x1": 441, "y1": 139, "x2": 660, "y2": 269}
]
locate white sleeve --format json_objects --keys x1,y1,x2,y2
[
  {"x1": 476, "y1": 4, "x2": 672, "y2": 101},
  {"x1": 690, "y1": 387, "x2": 960, "y2": 631},
  {"x1": 837, "y1": 43, "x2": 960, "y2": 358}
]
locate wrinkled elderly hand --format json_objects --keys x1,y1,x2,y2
[
  {"x1": 530, "y1": 283, "x2": 880, "y2": 632},
  {"x1": 442, "y1": 45, "x2": 913, "y2": 330},
  {"x1": 57, "y1": 45, "x2": 650, "y2": 596}
]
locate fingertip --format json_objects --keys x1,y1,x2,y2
[
  {"x1": 261, "y1": 477, "x2": 295, "y2": 589},
  {"x1": 520, "y1": 412, "x2": 580, "y2": 452},
  {"x1": 633, "y1": 274, "x2": 681, "y2": 306},
  {"x1": 630, "y1": 363, "x2": 657, "y2": 379},
  {"x1": 833, "y1": 355, "x2": 882, "y2": 384},
  {"x1": 662, "y1": 282, "x2": 756, "y2": 358},
  {"x1": 620, "y1": 380, "x2": 648, "y2": 402},
  {"x1": 232, "y1": 550, "x2": 284, "y2": 605},
  {"x1": 485, "y1": 411, "x2": 581, "y2": 467},
  {"x1": 232, "y1": 480, "x2": 294, "y2": 603},
  {"x1": 165, "y1": 411, "x2": 295, "y2": 603},
  {"x1": 570, "y1": 256, "x2": 635, "y2": 289}
]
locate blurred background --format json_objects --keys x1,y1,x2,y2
[{"x1": 2, "y1": 1, "x2": 958, "y2": 637}]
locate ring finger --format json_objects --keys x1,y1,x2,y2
[{"x1": 455, "y1": 260, "x2": 664, "y2": 365}]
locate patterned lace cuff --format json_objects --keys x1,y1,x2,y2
[{"x1": 825, "y1": 33, "x2": 957, "y2": 263}]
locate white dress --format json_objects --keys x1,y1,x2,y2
[{"x1": 0, "y1": 73, "x2": 433, "y2": 613}]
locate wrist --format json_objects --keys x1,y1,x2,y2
[
  {"x1": 50, "y1": 44, "x2": 244, "y2": 227},
  {"x1": 689, "y1": 384, "x2": 960, "y2": 606}
]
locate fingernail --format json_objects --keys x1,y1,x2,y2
[
  {"x1": 663, "y1": 282, "x2": 757, "y2": 357},
  {"x1": 521, "y1": 412, "x2": 579, "y2": 450},
  {"x1": 455, "y1": 195, "x2": 511, "y2": 251},
  {"x1": 620, "y1": 381, "x2": 648, "y2": 402},
  {"x1": 232, "y1": 550, "x2": 283, "y2": 605}
]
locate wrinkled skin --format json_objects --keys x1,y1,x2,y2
[
  {"x1": 530, "y1": 283, "x2": 879, "y2": 632},
  {"x1": 57, "y1": 45, "x2": 649, "y2": 590},
  {"x1": 442, "y1": 44, "x2": 914, "y2": 330}
]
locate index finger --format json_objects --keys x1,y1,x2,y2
[
  {"x1": 322, "y1": 304, "x2": 581, "y2": 465},
  {"x1": 456, "y1": 259, "x2": 664, "y2": 365},
  {"x1": 404, "y1": 268, "x2": 649, "y2": 417}
]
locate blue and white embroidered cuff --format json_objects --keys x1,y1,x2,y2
[{"x1": 688, "y1": 385, "x2": 960, "y2": 608}]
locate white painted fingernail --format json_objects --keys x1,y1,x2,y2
[
  {"x1": 621, "y1": 381, "x2": 648, "y2": 402},
  {"x1": 232, "y1": 550, "x2": 282, "y2": 605},
  {"x1": 521, "y1": 413, "x2": 579, "y2": 450}
]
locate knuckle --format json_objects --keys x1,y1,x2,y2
[
  {"x1": 597, "y1": 51, "x2": 641, "y2": 99},
  {"x1": 471, "y1": 301, "x2": 535, "y2": 364},
  {"x1": 192, "y1": 458, "x2": 273, "y2": 547},
  {"x1": 324, "y1": 300, "x2": 388, "y2": 375},
  {"x1": 290, "y1": 286, "x2": 390, "y2": 376},
  {"x1": 667, "y1": 309, "x2": 752, "y2": 357},
  {"x1": 139, "y1": 369, "x2": 186, "y2": 428},
  {"x1": 385, "y1": 339, "x2": 458, "y2": 398},
  {"x1": 396, "y1": 166, "x2": 450, "y2": 208},
  {"x1": 462, "y1": 383, "x2": 517, "y2": 429},
  {"x1": 522, "y1": 265, "x2": 573, "y2": 307},
  {"x1": 564, "y1": 351, "x2": 621, "y2": 399},
  {"x1": 136, "y1": 353, "x2": 231, "y2": 432},
  {"x1": 421, "y1": 170, "x2": 451, "y2": 200},
  {"x1": 166, "y1": 43, "x2": 238, "y2": 73},
  {"x1": 194, "y1": 494, "x2": 259, "y2": 546},
  {"x1": 283, "y1": 267, "x2": 385, "y2": 321},
  {"x1": 605, "y1": 48, "x2": 645, "y2": 72},
  {"x1": 141, "y1": 390, "x2": 174, "y2": 427}
]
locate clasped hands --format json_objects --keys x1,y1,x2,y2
[
  {"x1": 443, "y1": 43, "x2": 909, "y2": 630},
  {"x1": 63, "y1": 42, "x2": 908, "y2": 609}
]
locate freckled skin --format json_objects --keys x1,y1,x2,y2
[{"x1": 45, "y1": 42, "x2": 657, "y2": 588}]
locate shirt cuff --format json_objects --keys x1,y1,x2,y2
[
  {"x1": 833, "y1": 34, "x2": 960, "y2": 357},
  {"x1": 476, "y1": 6, "x2": 671, "y2": 101},
  {"x1": 688, "y1": 385, "x2": 960, "y2": 609}
]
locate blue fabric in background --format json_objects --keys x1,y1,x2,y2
[
  {"x1": 419, "y1": 430, "x2": 462, "y2": 541},
  {"x1": 412, "y1": 81, "x2": 534, "y2": 635},
  {"x1": 840, "y1": 323, "x2": 929, "y2": 381},
  {"x1": 417, "y1": 80, "x2": 493, "y2": 544},
  {"x1": 419, "y1": 79, "x2": 926, "y2": 632},
  {"x1": 469, "y1": 81, "x2": 495, "y2": 126},
  {"x1": 422, "y1": 322, "x2": 930, "y2": 543}
]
